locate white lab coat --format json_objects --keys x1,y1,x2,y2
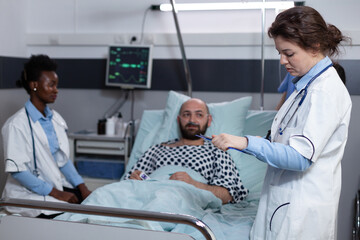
[
  {"x1": 1, "y1": 107, "x2": 73, "y2": 217},
  {"x1": 250, "y1": 66, "x2": 352, "y2": 239}
]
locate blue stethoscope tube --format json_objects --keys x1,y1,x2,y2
[{"x1": 277, "y1": 63, "x2": 333, "y2": 136}]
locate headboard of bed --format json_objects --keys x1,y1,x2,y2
[{"x1": 124, "y1": 91, "x2": 276, "y2": 194}]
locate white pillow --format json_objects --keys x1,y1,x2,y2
[
  {"x1": 206, "y1": 97, "x2": 252, "y2": 136},
  {"x1": 153, "y1": 91, "x2": 252, "y2": 143},
  {"x1": 232, "y1": 110, "x2": 277, "y2": 193},
  {"x1": 153, "y1": 91, "x2": 190, "y2": 143},
  {"x1": 123, "y1": 110, "x2": 164, "y2": 178}
]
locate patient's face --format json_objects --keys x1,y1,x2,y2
[{"x1": 178, "y1": 99, "x2": 210, "y2": 140}]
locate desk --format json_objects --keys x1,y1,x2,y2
[{"x1": 68, "y1": 133, "x2": 130, "y2": 190}]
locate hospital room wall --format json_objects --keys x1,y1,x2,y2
[
  {"x1": 0, "y1": 0, "x2": 360, "y2": 239},
  {"x1": 0, "y1": 0, "x2": 28, "y2": 209}
]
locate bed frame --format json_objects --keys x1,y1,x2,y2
[
  {"x1": 353, "y1": 190, "x2": 360, "y2": 240},
  {"x1": 0, "y1": 198, "x2": 215, "y2": 240}
]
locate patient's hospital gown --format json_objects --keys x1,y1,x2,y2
[{"x1": 124, "y1": 139, "x2": 248, "y2": 203}]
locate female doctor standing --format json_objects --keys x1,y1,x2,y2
[
  {"x1": 1, "y1": 55, "x2": 91, "y2": 217},
  {"x1": 212, "y1": 6, "x2": 351, "y2": 240}
]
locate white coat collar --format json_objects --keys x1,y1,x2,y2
[
  {"x1": 25, "y1": 100, "x2": 53, "y2": 122},
  {"x1": 294, "y1": 56, "x2": 332, "y2": 91}
]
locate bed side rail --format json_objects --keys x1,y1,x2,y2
[
  {"x1": 0, "y1": 198, "x2": 216, "y2": 240},
  {"x1": 354, "y1": 190, "x2": 360, "y2": 240}
]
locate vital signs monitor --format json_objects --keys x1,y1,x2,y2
[{"x1": 105, "y1": 45, "x2": 153, "y2": 89}]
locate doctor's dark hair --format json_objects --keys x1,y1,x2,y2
[
  {"x1": 268, "y1": 6, "x2": 350, "y2": 57},
  {"x1": 16, "y1": 54, "x2": 58, "y2": 94},
  {"x1": 333, "y1": 62, "x2": 346, "y2": 85}
]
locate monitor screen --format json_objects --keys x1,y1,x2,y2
[{"x1": 105, "y1": 45, "x2": 153, "y2": 89}]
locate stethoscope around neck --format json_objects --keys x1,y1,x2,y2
[
  {"x1": 277, "y1": 63, "x2": 333, "y2": 136},
  {"x1": 25, "y1": 108, "x2": 40, "y2": 177}
]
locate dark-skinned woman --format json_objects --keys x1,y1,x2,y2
[{"x1": 2, "y1": 54, "x2": 91, "y2": 217}]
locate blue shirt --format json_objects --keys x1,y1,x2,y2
[
  {"x1": 11, "y1": 101, "x2": 83, "y2": 195},
  {"x1": 294, "y1": 56, "x2": 332, "y2": 91},
  {"x1": 243, "y1": 57, "x2": 333, "y2": 171},
  {"x1": 25, "y1": 100, "x2": 59, "y2": 157},
  {"x1": 278, "y1": 73, "x2": 296, "y2": 100}
]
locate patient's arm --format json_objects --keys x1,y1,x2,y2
[
  {"x1": 170, "y1": 171, "x2": 232, "y2": 204},
  {"x1": 129, "y1": 170, "x2": 143, "y2": 180}
]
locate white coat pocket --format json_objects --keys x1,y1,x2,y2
[{"x1": 266, "y1": 185, "x2": 292, "y2": 235}]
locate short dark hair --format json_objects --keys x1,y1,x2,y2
[
  {"x1": 16, "y1": 54, "x2": 57, "y2": 94},
  {"x1": 333, "y1": 62, "x2": 346, "y2": 85}
]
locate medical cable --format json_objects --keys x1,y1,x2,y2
[
  {"x1": 103, "y1": 90, "x2": 129, "y2": 119},
  {"x1": 25, "y1": 108, "x2": 39, "y2": 177},
  {"x1": 277, "y1": 63, "x2": 332, "y2": 136},
  {"x1": 138, "y1": 7, "x2": 151, "y2": 44}
]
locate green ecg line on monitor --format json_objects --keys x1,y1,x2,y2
[{"x1": 106, "y1": 45, "x2": 152, "y2": 88}]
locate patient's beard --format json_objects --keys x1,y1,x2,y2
[{"x1": 180, "y1": 121, "x2": 208, "y2": 140}]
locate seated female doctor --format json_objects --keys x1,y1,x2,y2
[
  {"x1": 212, "y1": 6, "x2": 351, "y2": 240},
  {"x1": 1, "y1": 54, "x2": 91, "y2": 218}
]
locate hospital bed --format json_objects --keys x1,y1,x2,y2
[
  {"x1": 0, "y1": 197, "x2": 214, "y2": 240},
  {"x1": 0, "y1": 91, "x2": 276, "y2": 240}
]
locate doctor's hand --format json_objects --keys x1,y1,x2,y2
[
  {"x1": 77, "y1": 183, "x2": 92, "y2": 201},
  {"x1": 49, "y1": 187, "x2": 79, "y2": 204},
  {"x1": 212, "y1": 133, "x2": 248, "y2": 152}
]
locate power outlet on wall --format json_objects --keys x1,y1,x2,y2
[{"x1": 130, "y1": 35, "x2": 137, "y2": 44}]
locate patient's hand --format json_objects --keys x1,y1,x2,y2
[
  {"x1": 170, "y1": 171, "x2": 232, "y2": 204},
  {"x1": 129, "y1": 170, "x2": 143, "y2": 180},
  {"x1": 170, "y1": 172, "x2": 195, "y2": 185}
]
